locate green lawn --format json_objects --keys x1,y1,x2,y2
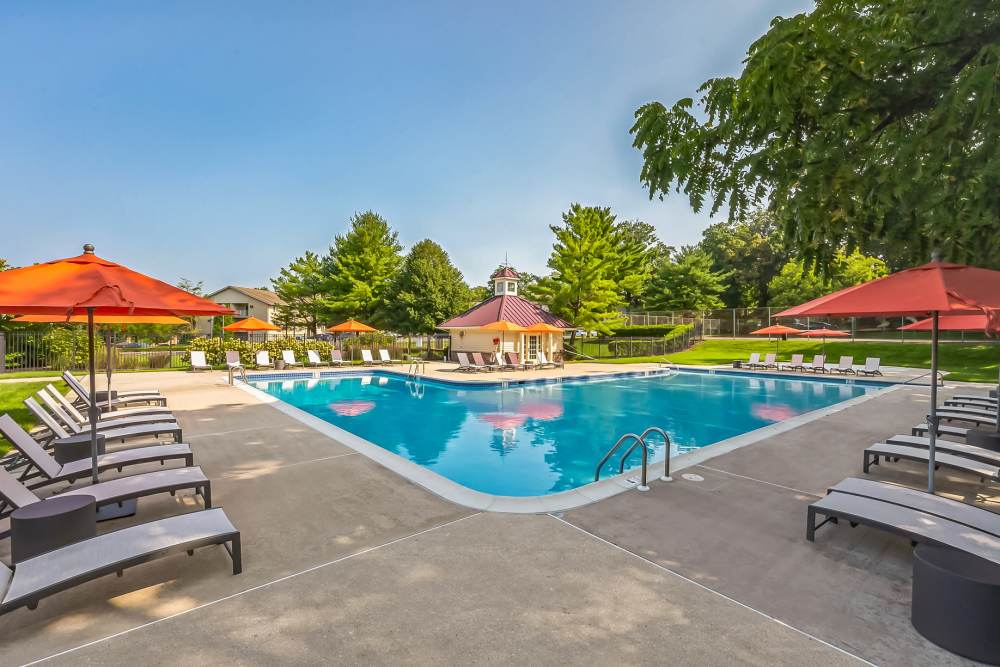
[
  {"x1": 0, "y1": 367, "x2": 183, "y2": 380},
  {"x1": 0, "y1": 380, "x2": 69, "y2": 453},
  {"x1": 580, "y1": 339, "x2": 1000, "y2": 383}
]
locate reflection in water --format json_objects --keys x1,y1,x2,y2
[{"x1": 263, "y1": 372, "x2": 878, "y2": 497}]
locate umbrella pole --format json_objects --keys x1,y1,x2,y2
[
  {"x1": 105, "y1": 329, "x2": 113, "y2": 412},
  {"x1": 87, "y1": 308, "x2": 100, "y2": 485},
  {"x1": 927, "y1": 311, "x2": 939, "y2": 494}
]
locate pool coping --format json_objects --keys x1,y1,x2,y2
[{"x1": 233, "y1": 370, "x2": 902, "y2": 514}]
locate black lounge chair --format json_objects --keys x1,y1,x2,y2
[
  {"x1": 0, "y1": 508, "x2": 240, "y2": 614},
  {"x1": 806, "y1": 482, "x2": 1000, "y2": 567},
  {"x1": 935, "y1": 410, "x2": 997, "y2": 428},
  {"x1": 885, "y1": 434, "x2": 1000, "y2": 467},
  {"x1": 62, "y1": 371, "x2": 167, "y2": 411},
  {"x1": 0, "y1": 464, "x2": 211, "y2": 522},
  {"x1": 913, "y1": 422, "x2": 969, "y2": 439},
  {"x1": 0, "y1": 415, "x2": 193, "y2": 490},
  {"x1": 25, "y1": 398, "x2": 182, "y2": 445},
  {"x1": 863, "y1": 442, "x2": 999, "y2": 483},
  {"x1": 937, "y1": 404, "x2": 998, "y2": 418},
  {"x1": 809, "y1": 477, "x2": 1000, "y2": 541},
  {"x1": 946, "y1": 396, "x2": 998, "y2": 409}
]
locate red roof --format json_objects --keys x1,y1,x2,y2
[
  {"x1": 439, "y1": 295, "x2": 571, "y2": 329},
  {"x1": 491, "y1": 266, "x2": 519, "y2": 280}
]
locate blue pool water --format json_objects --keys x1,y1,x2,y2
[{"x1": 254, "y1": 370, "x2": 883, "y2": 497}]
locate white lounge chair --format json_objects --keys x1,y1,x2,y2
[
  {"x1": 225, "y1": 351, "x2": 245, "y2": 374},
  {"x1": 360, "y1": 349, "x2": 377, "y2": 366},
  {"x1": 330, "y1": 350, "x2": 345, "y2": 367},
  {"x1": 782, "y1": 354, "x2": 805, "y2": 372},
  {"x1": 536, "y1": 351, "x2": 563, "y2": 369},
  {"x1": 455, "y1": 352, "x2": 475, "y2": 372},
  {"x1": 306, "y1": 350, "x2": 326, "y2": 367},
  {"x1": 281, "y1": 350, "x2": 303, "y2": 368},
  {"x1": 378, "y1": 349, "x2": 395, "y2": 365},
  {"x1": 471, "y1": 352, "x2": 498, "y2": 371},
  {"x1": 761, "y1": 353, "x2": 778, "y2": 369},
  {"x1": 189, "y1": 351, "x2": 211, "y2": 372},
  {"x1": 833, "y1": 356, "x2": 855, "y2": 374},
  {"x1": 859, "y1": 357, "x2": 882, "y2": 376},
  {"x1": 255, "y1": 350, "x2": 273, "y2": 369},
  {"x1": 743, "y1": 352, "x2": 762, "y2": 369},
  {"x1": 807, "y1": 355, "x2": 826, "y2": 373}
]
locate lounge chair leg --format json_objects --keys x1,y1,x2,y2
[
  {"x1": 116, "y1": 570, "x2": 123, "y2": 577},
  {"x1": 27, "y1": 601, "x2": 37, "y2": 610},
  {"x1": 202, "y1": 483, "x2": 212, "y2": 508},
  {"x1": 228, "y1": 534, "x2": 243, "y2": 574},
  {"x1": 187, "y1": 549, "x2": 194, "y2": 556},
  {"x1": 850, "y1": 521, "x2": 858, "y2": 528}
]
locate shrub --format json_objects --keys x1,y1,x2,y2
[{"x1": 187, "y1": 337, "x2": 335, "y2": 366}]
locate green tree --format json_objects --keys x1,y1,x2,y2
[
  {"x1": 697, "y1": 211, "x2": 786, "y2": 307},
  {"x1": 272, "y1": 251, "x2": 328, "y2": 335},
  {"x1": 383, "y1": 240, "x2": 473, "y2": 333},
  {"x1": 533, "y1": 204, "x2": 624, "y2": 344},
  {"x1": 631, "y1": 0, "x2": 1000, "y2": 268},
  {"x1": 768, "y1": 250, "x2": 889, "y2": 306},
  {"x1": 644, "y1": 247, "x2": 728, "y2": 311},
  {"x1": 613, "y1": 220, "x2": 669, "y2": 310},
  {"x1": 324, "y1": 211, "x2": 402, "y2": 326},
  {"x1": 176, "y1": 278, "x2": 204, "y2": 296}
]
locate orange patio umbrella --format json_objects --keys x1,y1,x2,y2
[
  {"x1": 0, "y1": 244, "x2": 231, "y2": 485},
  {"x1": 223, "y1": 316, "x2": 281, "y2": 332},
  {"x1": 749, "y1": 324, "x2": 802, "y2": 355},
  {"x1": 521, "y1": 322, "x2": 565, "y2": 334},
  {"x1": 327, "y1": 318, "x2": 378, "y2": 361},
  {"x1": 795, "y1": 327, "x2": 849, "y2": 355},
  {"x1": 481, "y1": 320, "x2": 525, "y2": 356},
  {"x1": 775, "y1": 258, "x2": 1000, "y2": 493}
]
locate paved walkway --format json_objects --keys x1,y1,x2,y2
[{"x1": 0, "y1": 369, "x2": 990, "y2": 665}]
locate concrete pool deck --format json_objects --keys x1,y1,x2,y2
[{"x1": 1, "y1": 367, "x2": 995, "y2": 665}]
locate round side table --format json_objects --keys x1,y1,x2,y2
[
  {"x1": 912, "y1": 544, "x2": 1000, "y2": 664},
  {"x1": 11, "y1": 495, "x2": 97, "y2": 563}
]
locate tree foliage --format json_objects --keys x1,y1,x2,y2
[
  {"x1": 613, "y1": 220, "x2": 669, "y2": 310},
  {"x1": 533, "y1": 205, "x2": 625, "y2": 341},
  {"x1": 644, "y1": 247, "x2": 729, "y2": 311},
  {"x1": 383, "y1": 240, "x2": 473, "y2": 333},
  {"x1": 323, "y1": 211, "x2": 402, "y2": 326},
  {"x1": 632, "y1": 0, "x2": 1000, "y2": 268},
  {"x1": 768, "y1": 250, "x2": 888, "y2": 306},
  {"x1": 272, "y1": 251, "x2": 328, "y2": 335},
  {"x1": 698, "y1": 211, "x2": 786, "y2": 307}
]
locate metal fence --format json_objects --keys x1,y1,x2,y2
[
  {"x1": 568, "y1": 327, "x2": 697, "y2": 360},
  {"x1": 625, "y1": 309, "x2": 998, "y2": 342},
  {"x1": 0, "y1": 331, "x2": 191, "y2": 373}
]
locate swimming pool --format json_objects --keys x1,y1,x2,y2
[{"x1": 250, "y1": 369, "x2": 886, "y2": 497}]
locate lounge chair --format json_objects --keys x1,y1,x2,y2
[
  {"x1": 936, "y1": 404, "x2": 997, "y2": 420},
  {"x1": 25, "y1": 398, "x2": 182, "y2": 445},
  {"x1": 378, "y1": 349, "x2": 396, "y2": 365},
  {"x1": 806, "y1": 355, "x2": 826, "y2": 373},
  {"x1": 0, "y1": 414, "x2": 193, "y2": 490},
  {"x1": 455, "y1": 352, "x2": 475, "y2": 372},
  {"x1": 537, "y1": 351, "x2": 564, "y2": 369},
  {"x1": 43, "y1": 385, "x2": 176, "y2": 429},
  {"x1": 761, "y1": 353, "x2": 778, "y2": 370},
  {"x1": 471, "y1": 352, "x2": 499, "y2": 371},
  {"x1": 62, "y1": 371, "x2": 168, "y2": 411},
  {"x1": 306, "y1": 350, "x2": 327, "y2": 367},
  {"x1": 947, "y1": 396, "x2": 998, "y2": 409},
  {"x1": 858, "y1": 357, "x2": 882, "y2": 376},
  {"x1": 255, "y1": 350, "x2": 273, "y2": 369},
  {"x1": 281, "y1": 350, "x2": 303, "y2": 368},
  {"x1": 912, "y1": 422, "x2": 969, "y2": 439},
  {"x1": 494, "y1": 352, "x2": 515, "y2": 370},
  {"x1": 0, "y1": 508, "x2": 240, "y2": 614},
  {"x1": 807, "y1": 477, "x2": 1000, "y2": 549},
  {"x1": 863, "y1": 442, "x2": 998, "y2": 483},
  {"x1": 360, "y1": 349, "x2": 378, "y2": 366},
  {"x1": 782, "y1": 354, "x2": 805, "y2": 372},
  {"x1": 504, "y1": 352, "x2": 526, "y2": 370},
  {"x1": 833, "y1": 356, "x2": 855, "y2": 374},
  {"x1": 885, "y1": 434, "x2": 1000, "y2": 467},
  {"x1": 190, "y1": 350, "x2": 212, "y2": 372},
  {"x1": 63, "y1": 371, "x2": 162, "y2": 400},
  {"x1": 936, "y1": 410, "x2": 997, "y2": 428},
  {"x1": 952, "y1": 393, "x2": 998, "y2": 405},
  {"x1": 0, "y1": 463, "x2": 211, "y2": 521},
  {"x1": 743, "y1": 353, "x2": 762, "y2": 369},
  {"x1": 330, "y1": 350, "x2": 345, "y2": 367}
]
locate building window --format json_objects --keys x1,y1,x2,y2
[{"x1": 506, "y1": 281, "x2": 516, "y2": 292}]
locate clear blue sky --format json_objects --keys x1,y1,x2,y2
[{"x1": 1, "y1": 1, "x2": 809, "y2": 290}]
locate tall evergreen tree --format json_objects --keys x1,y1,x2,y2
[
  {"x1": 272, "y1": 251, "x2": 328, "y2": 335},
  {"x1": 613, "y1": 220, "x2": 669, "y2": 310},
  {"x1": 383, "y1": 240, "x2": 473, "y2": 333},
  {"x1": 643, "y1": 247, "x2": 729, "y2": 311},
  {"x1": 533, "y1": 204, "x2": 624, "y2": 344},
  {"x1": 323, "y1": 211, "x2": 403, "y2": 326}
]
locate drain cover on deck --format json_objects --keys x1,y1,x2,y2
[{"x1": 681, "y1": 473, "x2": 704, "y2": 482}]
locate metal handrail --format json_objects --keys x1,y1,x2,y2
[
  {"x1": 595, "y1": 433, "x2": 649, "y2": 491},
  {"x1": 228, "y1": 364, "x2": 248, "y2": 385},
  {"x1": 616, "y1": 427, "x2": 673, "y2": 482}
]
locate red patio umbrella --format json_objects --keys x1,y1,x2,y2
[
  {"x1": 776, "y1": 259, "x2": 1000, "y2": 493},
  {"x1": 0, "y1": 245, "x2": 231, "y2": 485},
  {"x1": 795, "y1": 327, "x2": 849, "y2": 356},
  {"x1": 750, "y1": 324, "x2": 802, "y2": 355}
]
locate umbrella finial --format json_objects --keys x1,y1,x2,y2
[
  {"x1": 83, "y1": 244, "x2": 95, "y2": 254},
  {"x1": 931, "y1": 248, "x2": 942, "y2": 263}
]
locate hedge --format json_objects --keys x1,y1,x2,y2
[
  {"x1": 187, "y1": 337, "x2": 335, "y2": 366},
  {"x1": 609, "y1": 324, "x2": 680, "y2": 338}
]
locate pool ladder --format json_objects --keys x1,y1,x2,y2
[{"x1": 593, "y1": 427, "x2": 673, "y2": 491}]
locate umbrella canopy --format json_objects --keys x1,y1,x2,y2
[
  {"x1": 775, "y1": 259, "x2": 1000, "y2": 493},
  {"x1": 327, "y1": 318, "x2": 377, "y2": 333},
  {"x1": 480, "y1": 320, "x2": 526, "y2": 332},
  {"x1": 521, "y1": 322, "x2": 566, "y2": 334},
  {"x1": 750, "y1": 325, "x2": 802, "y2": 336},
  {"x1": 223, "y1": 316, "x2": 280, "y2": 332},
  {"x1": 0, "y1": 245, "x2": 231, "y2": 486},
  {"x1": 796, "y1": 328, "x2": 849, "y2": 338},
  {"x1": 900, "y1": 314, "x2": 991, "y2": 332},
  {"x1": 12, "y1": 314, "x2": 188, "y2": 325}
]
